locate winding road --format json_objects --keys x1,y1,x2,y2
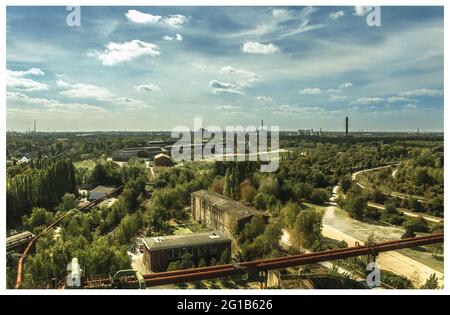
[{"x1": 353, "y1": 165, "x2": 443, "y2": 223}]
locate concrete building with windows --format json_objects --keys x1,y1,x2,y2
[
  {"x1": 190, "y1": 190, "x2": 269, "y2": 237},
  {"x1": 141, "y1": 231, "x2": 231, "y2": 272}
]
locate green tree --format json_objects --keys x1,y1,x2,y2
[
  {"x1": 57, "y1": 193, "x2": 77, "y2": 212},
  {"x1": 420, "y1": 274, "x2": 440, "y2": 289},
  {"x1": 340, "y1": 176, "x2": 352, "y2": 193},
  {"x1": 309, "y1": 188, "x2": 329, "y2": 204},
  {"x1": 223, "y1": 167, "x2": 231, "y2": 198},
  {"x1": 290, "y1": 209, "x2": 323, "y2": 249},
  {"x1": 22, "y1": 207, "x2": 54, "y2": 233},
  {"x1": 343, "y1": 196, "x2": 366, "y2": 220},
  {"x1": 280, "y1": 202, "x2": 300, "y2": 229},
  {"x1": 238, "y1": 215, "x2": 266, "y2": 243},
  {"x1": 253, "y1": 192, "x2": 266, "y2": 210}
]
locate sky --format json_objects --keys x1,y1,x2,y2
[{"x1": 6, "y1": 6, "x2": 444, "y2": 132}]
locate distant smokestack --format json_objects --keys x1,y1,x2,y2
[
  {"x1": 345, "y1": 116, "x2": 348, "y2": 136},
  {"x1": 33, "y1": 119, "x2": 36, "y2": 133}
]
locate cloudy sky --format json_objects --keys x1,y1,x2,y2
[{"x1": 6, "y1": 6, "x2": 443, "y2": 132}]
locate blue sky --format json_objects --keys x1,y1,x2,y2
[{"x1": 6, "y1": 6, "x2": 444, "y2": 132}]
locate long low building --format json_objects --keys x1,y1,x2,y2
[
  {"x1": 141, "y1": 231, "x2": 231, "y2": 272},
  {"x1": 112, "y1": 146, "x2": 167, "y2": 162},
  {"x1": 191, "y1": 190, "x2": 269, "y2": 237}
]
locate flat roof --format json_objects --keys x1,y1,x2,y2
[
  {"x1": 192, "y1": 190, "x2": 269, "y2": 220},
  {"x1": 142, "y1": 231, "x2": 231, "y2": 251},
  {"x1": 89, "y1": 185, "x2": 117, "y2": 194}
]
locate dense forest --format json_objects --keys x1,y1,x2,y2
[{"x1": 6, "y1": 159, "x2": 76, "y2": 228}]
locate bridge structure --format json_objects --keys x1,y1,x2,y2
[{"x1": 81, "y1": 233, "x2": 444, "y2": 289}]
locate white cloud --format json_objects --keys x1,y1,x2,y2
[
  {"x1": 272, "y1": 104, "x2": 337, "y2": 117},
  {"x1": 163, "y1": 15, "x2": 188, "y2": 27},
  {"x1": 217, "y1": 104, "x2": 239, "y2": 110},
  {"x1": 6, "y1": 68, "x2": 48, "y2": 91},
  {"x1": 299, "y1": 88, "x2": 322, "y2": 95},
  {"x1": 272, "y1": 9, "x2": 293, "y2": 21},
  {"x1": 134, "y1": 84, "x2": 161, "y2": 92},
  {"x1": 354, "y1": 6, "x2": 371, "y2": 16},
  {"x1": 8, "y1": 68, "x2": 45, "y2": 77},
  {"x1": 277, "y1": 7, "x2": 325, "y2": 39},
  {"x1": 57, "y1": 79, "x2": 156, "y2": 107},
  {"x1": 399, "y1": 89, "x2": 443, "y2": 97},
  {"x1": 209, "y1": 80, "x2": 243, "y2": 95},
  {"x1": 125, "y1": 10, "x2": 162, "y2": 24},
  {"x1": 58, "y1": 81, "x2": 115, "y2": 101},
  {"x1": 88, "y1": 40, "x2": 160, "y2": 66},
  {"x1": 351, "y1": 97, "x2": 384, "y2": 105},
  {"x1": 219, "y1": 66, "x2": 261, "y2": 87},
  {"x1": 163, "y1": 33, "x2": 183, "y2": 41},
  {"x1": 339, "y1": 82, "x2": 353, "y2": 89},
  {"x1": 387, "y1": 96, "x2": 418, "y2": 103},
  {"x1": 403, "y1": 103, "x2": 418, "y2": 110},
  {"x1": 326, "y1": 88, "x2": 341, "y2": 93},
  {"x1": 329, "y1": 95, "x2": 347, "y2": 102},
  {"x1": 7, "y1": 92, "x2": 107, "y2": 113},
  {"x1": 242, "y1": 41, "x2": 280, "y2": 54},
  {"x1": 56, "y1": 78, "x2": 71, "y2": 88},
  {"x1": 125, "y1": 10, "x2": 188, "y2": 28},
  {"x1": 330, "y1": 11, "x2": 345, "y2": 20},
  {"x1": 255, "y1": 95, "x2": 274, "y2": 103},
  {"x1": 242, "y1": 6, "x2": 323, "y2": 40},
  {"x1": 116, "y1": 97, "x2": 153, "y2": 110}
]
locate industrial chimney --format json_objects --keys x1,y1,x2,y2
[{"x1": 345, "y1": 116, "x2": 348, "y2": 136}]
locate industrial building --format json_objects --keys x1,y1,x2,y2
[
  {"x1": 190, "y1": 190, "x2": 269, "y2": 237},
  {"x1": 112, "y1": 146, "x2": 167, "y2": 162},
  {"x1": 88, "y1": 185, "x2": 117, "y2": 201},
  {"x1": 141, "y1": 231, "x2": 232, "y2": 272},
  {"x1": 153, "y1": 153, "x2": 175, "y2": 167}
]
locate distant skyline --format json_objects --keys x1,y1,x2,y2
[{"x1": 6, "y1": 6, "x2": 444, "y2": 132}]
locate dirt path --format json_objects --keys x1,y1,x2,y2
[
  {"x1": 322, "y1": 217, "x2": 444, "y2": 288},
  {"x1": 368, "y1": 202, "x2": 443, "y2": 223}
]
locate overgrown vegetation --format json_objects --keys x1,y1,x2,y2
[{"x1": 6, "y1": 132, "x2": 444, "y2": 288}]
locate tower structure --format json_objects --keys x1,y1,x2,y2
[{"x1": 345, "y1": 116, "x2": 349, "y2": 136}]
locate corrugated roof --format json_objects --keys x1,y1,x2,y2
[
  {"x1": 192, "y1": 190, "x2": 268, "y2": 220},
  {"x1": 142, "y1": 230, "x2": 231, "y2": 251}
]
